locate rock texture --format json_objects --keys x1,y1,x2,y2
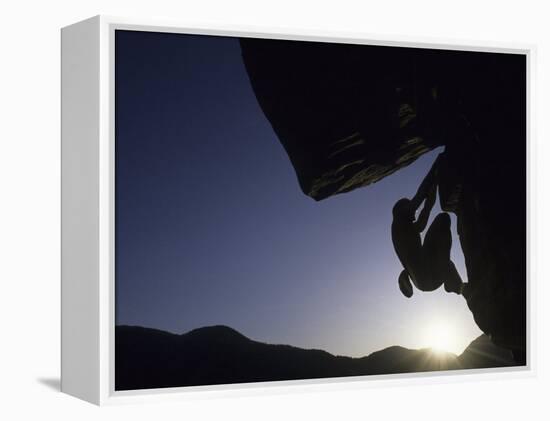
[
  {"x1": 240, "y1": 38, "x2": 526, "y2": 362},
  {"x1": 240, "y1": 39, "x2": 443, "y2": 200},
  {"x1": 115, "y1": 325, "x2": 516, "y2": 391}
]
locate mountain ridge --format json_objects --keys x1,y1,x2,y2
[{"x1": 115, "y1": 324, "x2": 518, "y2": 391}]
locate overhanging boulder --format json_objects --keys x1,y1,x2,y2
[{"x1": 240, "y1": 38, "x2": 443, "y2": 200}]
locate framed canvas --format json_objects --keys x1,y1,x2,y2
[{"x1": 61, "y1": 15, "x2": 534, "y2": 405}]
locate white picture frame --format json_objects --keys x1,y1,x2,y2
[{"x1": 61, "y1": 15, "x2": 535, "y2": 406}]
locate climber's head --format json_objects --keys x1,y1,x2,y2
[{"x1": 392, "y1": 198, "x2": 414, "y2": 222}]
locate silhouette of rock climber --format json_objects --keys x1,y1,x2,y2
[{"x1": 391, "y1": 154, "x2": 464, "y2": 298}]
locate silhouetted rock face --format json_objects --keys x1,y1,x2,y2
[
  {"x1": 240, "y1": 38, "x2": 443, "y2": 201},
  {"x1": 115, "y1": 326, "x2": 516, "y2": 391},
  {"x1": 240, "y1": 38, "x2": 526, "y2": 362},
  {"x1": 458, "y1": 334, "x2": 516, "y2": 369}
]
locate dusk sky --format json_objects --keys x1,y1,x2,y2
[{"x1": 115, "y1": 30, "x2": 482, "y2": 357}]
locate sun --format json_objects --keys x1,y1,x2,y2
[{"x1": 422, "y1": 321, "x2": 460, "y2": 355}]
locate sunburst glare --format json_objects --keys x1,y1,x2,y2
[{"x1": 422, "y1": 320, "x2": 463, "y2": 355}]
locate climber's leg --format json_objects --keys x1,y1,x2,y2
[
  {"x1": 443, "y1": 261, "x2": 464, "y2": 294},
  {"x1": 420, "y1": 212, "x2": 452, "y2": 291}
]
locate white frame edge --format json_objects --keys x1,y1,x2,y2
[
  {"x1": 61, "y1": 16, "x2": 101, "y2": 405},
  {"x1": 60, "y1": 14, "x2": 536, "y2": 406}
]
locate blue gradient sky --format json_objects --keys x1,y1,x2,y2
[{"x1": 115, "y1": 30, "x2": 481, "y2": 357}]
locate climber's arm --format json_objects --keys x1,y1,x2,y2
[
  {"x1": 411, "y1": 153, "x2": 441, "y2": 211},
  {"x1": 413, "y1": 183, "x2": 436, "y2": 233}
]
